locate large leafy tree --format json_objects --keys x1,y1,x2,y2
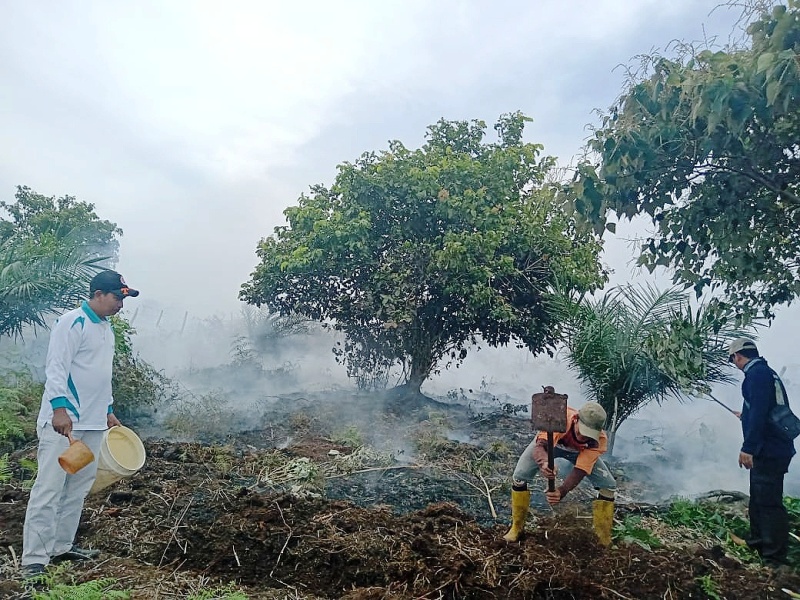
[
  {"x1": 570, "y1": 1, "x2": 800, "y2": 323},
  {"x1": 1, "y1": 186, "x2": 122, "y2": 259},
  {"x1": 0, "y1": 186, "x2": 121, "y2": 339},
  {"x1": 241, "y1": 113, "x2": 606, "y2": 396},
  {"x1": 557, "y1": 285, "x2": 749, "y2": 452}
]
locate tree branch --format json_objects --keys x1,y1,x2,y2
[{"x1": 710, "y1": 159, "x2": 800, "y2": 206}]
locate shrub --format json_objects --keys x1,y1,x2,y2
[
  {"x1": 111, "y1": 316, "x2": 178, "y2": 418},
  {"x1": 0, "y1": 371, "x2": 43, "y2": 453}
]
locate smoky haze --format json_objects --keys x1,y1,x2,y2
[
  {"x1": 1, "y1": 1, "x2": 798, "y2": 500},
  {"x1": 3, "y1": 259, "x2": 798, "y2": 501},
  {"x1": 106, "y1": 284, "x2": 800, "y2": 502}
]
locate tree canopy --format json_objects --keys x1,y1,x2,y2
[
  {"x1": 1, "y1": 186, "x2": 122, "y2": 260},
  {"x1": 570, "y1": 1, "x2": 800, "y2": 323},
  {"x1": 241, "y1": 113, "x2": 607, "y2": 395},
  {"x1": 0, "y1": 186, "x2": 121, "y2": 338}
]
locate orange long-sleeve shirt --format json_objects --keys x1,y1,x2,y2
[{"x1": 535, "y1": 407, "x2": 608, "y2": 474}]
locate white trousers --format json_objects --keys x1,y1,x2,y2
[{"x1": 22, "y1": 424, "x2": 104, "y2": 566}]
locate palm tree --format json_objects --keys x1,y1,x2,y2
[
  {"x1": 0, "y1": 234, "x2": 104, "y2": 339},
  {"x1": 555, "y1": 284, "x2": 749, "y2": 453}
]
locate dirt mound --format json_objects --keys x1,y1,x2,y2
[{"x1": 1, "y1": 436, "x2": 795, "y2": 599}]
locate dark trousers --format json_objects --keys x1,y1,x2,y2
[{"x1": 749, "y1": 455, "x2": 792, "y2": 563}]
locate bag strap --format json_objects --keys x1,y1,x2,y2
[{"x1": 772, "y1": 372, "x2": 789, "y2": 407}]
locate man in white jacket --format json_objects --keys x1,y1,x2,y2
[{"x1": 21, "y1": 270, "x2": 139, "y2": 579}]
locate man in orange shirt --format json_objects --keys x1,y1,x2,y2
[{"x1": 503, "y1": 394, "x2": 616, "y2": 543}]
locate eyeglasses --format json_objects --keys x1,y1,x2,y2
[{"x1": 728, "y1": 353, "x2": 736, "y2": 363}]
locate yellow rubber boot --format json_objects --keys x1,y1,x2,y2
[
  {"x1": 503, "y1": 489, "x2": 531, "y2": 542},
  {"x1": 592, "y1": 498, "x2": 614, "y2": 546}
]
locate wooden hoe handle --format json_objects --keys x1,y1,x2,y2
[{"x1": 546, "y1": 431, "x2": 556, "y2": 492}]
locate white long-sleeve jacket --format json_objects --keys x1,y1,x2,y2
[{"x1": 37, "y1": 301, "x2": 115, "y2": 430}]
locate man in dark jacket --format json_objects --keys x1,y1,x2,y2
[{"x1": 729, "y1": 337, "x2": 796, "y2": 567}]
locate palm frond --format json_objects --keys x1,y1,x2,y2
[
  {"x1": 555, "y1": 283, "x2": 755, "y2": 447},
  {"x1": 0, "y1": 234, "x2": 107, "y2": 338}
]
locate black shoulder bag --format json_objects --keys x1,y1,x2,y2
[{"x1": 769, "y1": 372, "x2": 800, "y2": 442}]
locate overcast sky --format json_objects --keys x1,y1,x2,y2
[
  {"x1": 1, "y1": 0, "x2": 750, "y2": 316},
  {"x1": 6, "y1": 0, "x2": 800, "y2": 361}
]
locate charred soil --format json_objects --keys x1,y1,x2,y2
[{"x1": 1, "y1": 392, "x2": 798, "y2": 599}]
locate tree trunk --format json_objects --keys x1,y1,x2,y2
[
  {"x1": 405, "y1": 337, "x2": 434, "y2": 397},
  {"x1": 607, "y1": 425, "x2": 618, "y2": 456},
  {"x1": 406, "y1": 366, "x2": 425, "y2": 397},
  {"x1": 606, "y1": 396, "x2": 620, "y2": 456}
]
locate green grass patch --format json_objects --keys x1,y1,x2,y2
[
  {"x1": 186, "y1": 584, "x2": 250, "y2": 599},
  {"x1": 664, "y1": 498, "x2": 750, "y2": 539},
  {"x1": 612, "y1": 515, "x2": 663, "y2": 550}
]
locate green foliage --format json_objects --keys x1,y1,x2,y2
[
  {"x1": 614, "y1": 497, "x2": 800, "y2": 569},
  {"x1": 186, "y1": 584, "x2": 249, "y2": 600},
  {"x1": 555, "y1": 284, "x2": 748, "y2": 449},
  {"x1": 257, "y1": 454, "x2": 324, "y2": 495},
  {"x1": 0, "y1": 372, "x2": 43, "y2": 453},
  {"x1": 1, "y1": 186, "x2": 121, "y2": 255},
  {"x1": 0, "y1": 454, "x2": 11, "y2": 483},
  {"x1": 570, "y1": 1, "x2": 800, "y2": 323},
  {"x1": 110, "y1": 315, "x2": 178, "y2": 419},
  {"x1": 663, "y1": 498, "x2": 762, "y2": 564},
  {"x1": 19, "y1": 456, "x2": 38, "y2": 488},
  {"x1": 784, "y1": 496, "x2": 800, "y2": 564},
  {"x1": 241, "y1": 113, "x2": 606, "y2": 394},
  {"x1": 612, "y1": 515, "x2": 663, "y2": 550},
  {"x1": 32, "y1": 580, "x2": 130, "y2": 599},
  {"x1": 30, "y1": 567, "x2": 130, "y2": 599},
  {"x1": 0, "y1": 390, "x2": 28, "y2": 448},
  {"x1": 330, "y1": 425, "x2": 365, "y2": 448},
  {"x1": 664, "y1": 499, "x2": 749, "y2": 539},
  {"x1": 785, "y1": 495, "x2": 800, "y2": 519},
  {"x1": 0, "y1": 186, "x2": 122, "y2": 338},
  {"x1": 0, "y1": 236, "x2": 105, "y2": 339},
  {"x1": 696, "y1": 574, "x2": 722, "y2": 600},
  {"x1": 332, "y1": 336, "x2": 392, "y2": 391}
]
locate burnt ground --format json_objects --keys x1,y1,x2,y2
[{"x1": 1, "y1": 391, "x2": 799, "y2": 599}]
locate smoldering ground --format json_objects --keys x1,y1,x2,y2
[
  {"x1": 2, "y1": 306, "x2": 800, "y2": 599},
  {"x1": 4, "y1": 299, "x2": 797, "y2": 499},
  {"x1": 97, "y1": 303, "x2": 800, "y2": 500}
]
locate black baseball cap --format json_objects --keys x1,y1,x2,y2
[{"x1": 90, "y1": 270, "x2": 140, "y2": 298}]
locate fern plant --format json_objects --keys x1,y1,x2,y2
[
  {"x1": 0, "y1": 371, "x2": 42, "y2": 453},
  {"x1": 0, "y1": 454, "x2": 11, "y2": 483},
  {"x1": 30, "y1": 573, "x2": 130, "y2": 599}
]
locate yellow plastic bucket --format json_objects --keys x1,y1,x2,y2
[{"x1": 89, "y1": 426, "x2": 146, "y2": 494}]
